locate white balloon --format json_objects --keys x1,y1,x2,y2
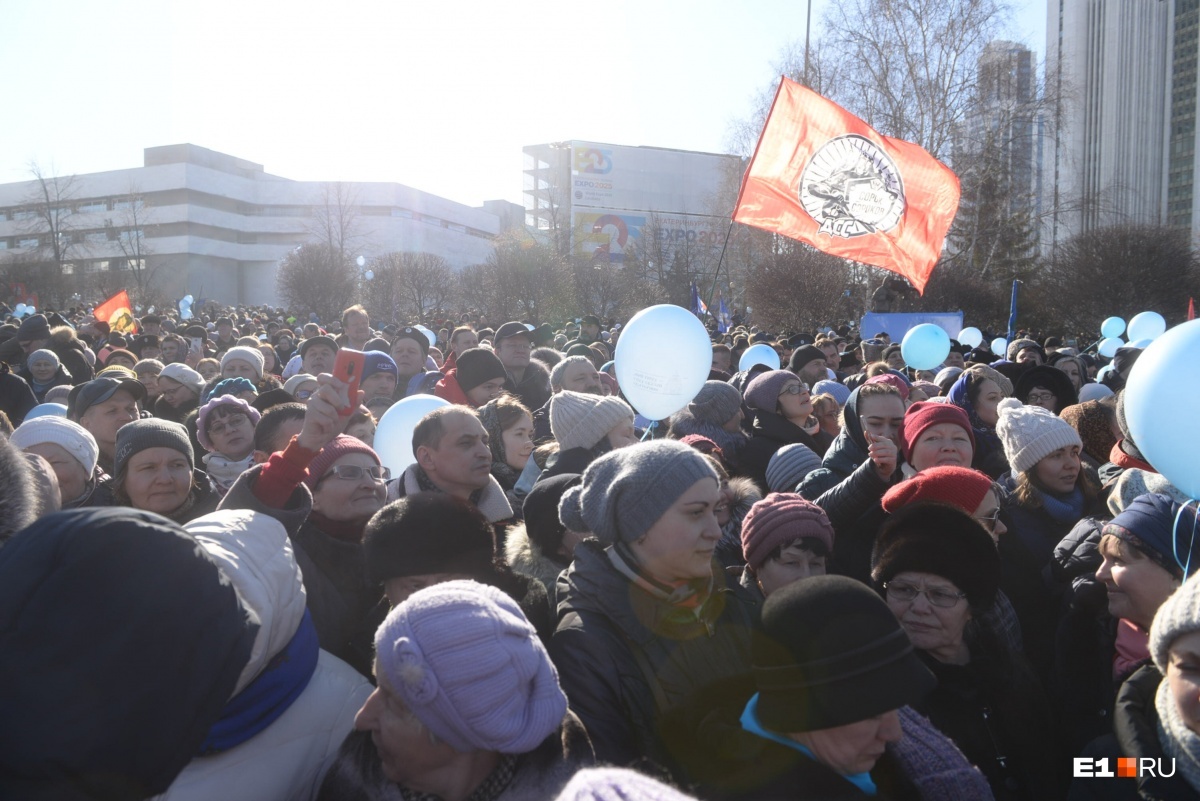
[
  {"x1": 957, "y1": 327, "x2": 983, "y2": 349},
  {"x1": 615, "y1": 304, "x2": 712, "y2": 420},
  {"x1": 26, "y1": 306, "x2": 35, "y2": 315},
  {"x1": 364, "y1": 270, "x2": 374, "y2": 281},
  {"x1": 738, "y1": 343, "x2": 781, "y2": 373},
  {"x1": 990, "y1": 337, "x2": 1007, "y2": 357},
  {"x1": 373, "y1": 395, "x2": 451, "y2": 475},
  {"x1": 1098, "y1": 337, "x2": 1124, "y2": 358},
  {"x1": 415, "y1": 325, "x2": 437, "y2": 348},
  {"x1": 1127, "y1": 311, "x2": 1167, "y2": 342}
]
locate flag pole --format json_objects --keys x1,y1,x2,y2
[{"x1": 706, "y1": 217, "x2": 737, "y2": 311}]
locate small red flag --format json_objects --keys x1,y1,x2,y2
[
  {"x1": 1189, "y1": 297, "x2": 1196, "y2": 321},
  {"x1": 94, "y1": 290, "x2": 137, "y2": 334},
  {"x1": 733, "y1": 78, "x2": 961, "y2": 294}
]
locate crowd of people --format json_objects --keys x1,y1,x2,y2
[{"x1": 0, "y1": 298, "x2": 1197, "y2": 801}]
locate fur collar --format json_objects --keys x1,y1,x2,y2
[{"x1": 504, "y1": 522, "x2": 568, "y2": 593}]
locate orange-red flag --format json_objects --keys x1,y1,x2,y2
[
  {"x1": 94, "y1": 290, "x2": 137, "y2": 334},
  {"x1": 1189, "y1": 297, "x2": 1196, "y2": 321},
  {"x1": 733, "y1": 78, "x2": 960, "y2": 294}
]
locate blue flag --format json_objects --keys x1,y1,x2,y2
[
  {"x1": 717, "y1": 294, "x2": 731, "y2": 333},
  {"x1": 690, "y1": 282, "x2": 708, "y2": 316}
]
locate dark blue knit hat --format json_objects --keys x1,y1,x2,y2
[{"x1": 1104, "y1": 493, "x2": 1200, "y2": 579}]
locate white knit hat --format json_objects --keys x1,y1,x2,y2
[
  {"x1": 995, "y1": 397, "x2": 1083, "y2": 474},
  {"x1": 220, "y1": 346, "x2": 265, "y2": 380},
  {"x1": 158, "y1": 363, "x2": 206, "y2": 397},
  {"x1": 1151, "y1": 571, "x2": 1200, "y2": 672},
  {"x1": 10, "y1": 417, "x2": 99, "y2": 474},
  {"x1": 550, "y1": 391, "x2": 634, "y2": 451}
]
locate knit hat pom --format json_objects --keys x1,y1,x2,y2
[
  {"x1": 558, "y1": 485, "x2": 589, "y2": 536},
  {"x1": 997, "y1": 397, "x2": 1023, "y2": 416}
]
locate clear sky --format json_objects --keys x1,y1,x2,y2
[{"x1": 0, "y1": 0, "x2": 1046, "y2": 208}]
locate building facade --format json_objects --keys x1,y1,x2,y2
[{"x1": 0, "y1": 144, "x2": 518, "y2": 306}]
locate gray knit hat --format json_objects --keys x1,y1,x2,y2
[
  {"x1": 114, "y1": 419, "x2": 194, "y2": 477},
  {"x1": 27, "y1": 349, "x2": 59, "y2": 369},
  {"x1": 995, "y1": 397, "x2": 1083, "y2": 474},
  {"x1": 558, "y1": 439, "x2": 719, "y2": 545},
  {"x1": 1151, "y1": 571, "x2": 1200, "y2": 672},
  {"x1": 220, "y1": 346, "x2": 265, "y2": 379},
  {"x1": 765, "y1": 443, "x2": 824, "y2": 492},
  {"x1": 686, "y1": 381, "x2": 742, "y2": 426},
  {"x1": 550, "y1": 391, "x2": 634, "y2": 451}
]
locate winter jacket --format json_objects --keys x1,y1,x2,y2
[
  {"x1": 1070, "y1": 665, "x2": 1200, "y2": 800},
  {"x1": 154, "y1": 392, "x2": 201, "y2": 424},
  {"x1": 739, "y1": 410, "x2": 825, "y2": 491},
  {"x1": 18, "y1": 364, "x2": 73, "y2": 402},
  {"x1": 155, "y1": 510, "x2": 373, "y2": 801},
  {"x1": 504, "y1": 358, "x2": 552, "y2": 415},
  {"x1": 221, "y1": 465, "x2": 383, "y2": 678},
  {"x1": 713, "y1": 477, "x2": 763, "y2": 569},
  {"x1": 812, "y1": 456, "x2": 897, "y2": 583},
  {"x1": 316, "y1": 712, "x2": 595, "y2": 801},
  {"x1": 0, "y1": 362, "x2": 38, "y2": 427},
  {"x1": 532, "y1": 398, "x2": 554, "y2": 444},
  {"x1": 504, "y1": 521, "x2": 570, "y2": 617},
  {"x1": 386, "y1": 463, "x2": 514, "y2": 524},
  {"x1": 798, "y1": 385, "x2": 876, "y2": 500},
  {"x1": 47, "y1": 326, "x2": 94, "y2": 384},
  {"x1": 548, "y1": 540, "x2": 756, "y2": 767},
  {"x1": 669, "y1": 408, "x2": 750, "y2": 471}
]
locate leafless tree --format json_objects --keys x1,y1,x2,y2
[
  {"x1": 276, "y1": 244, "x2": 358, "y2": 323},
  {"x1": 744, "y1": 240, "x2": 857, "y2": 332},
  {"x1": 367, "y1": 252, "x2": 454, "y2": 322},
  {"x1": 486, "y1": 235, "x2": 572, "y2": 324},
  {"x1": 308, "y1": 182, "x2": 370, "y2": 266},
  {"x1": 10, "y1": 162, "x2": 85, "y2": 306},
  {"x1": 103, "y1": 186, "x2": 160, "y2": 304}
]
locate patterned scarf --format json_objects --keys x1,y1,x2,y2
[
  {"x1": 1156, "y1": 678, "x2": 1200, "y2": 794},
  {"x1": 398, "y1": 754, "x2": 517, "y2": 801}
]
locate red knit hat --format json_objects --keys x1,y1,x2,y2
[
  {"x1": 897, "y1": 401, "x2": 975, "y2": 462},
  {"x1": 741, "y1": 493, "x2": 835, "y2": 571},
  {"x1": 864, "y1": 373, "x2": 910, "y2": 401},
  {"x1": 881, "y1": 465, "x2": 993, "y2": 515},
  {"x1": 303, "y1": 434, "x2": 382, "y2": 491}
]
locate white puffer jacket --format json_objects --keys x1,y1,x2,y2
[{"x1": 153, "y1": 509, "x2": 372, "y2": 801}]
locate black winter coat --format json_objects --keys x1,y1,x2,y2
[
  {"x1": 739, "y1": 410, "x2": 826, "y2": 491},
  {"x1": 548, "y1": 540, "x2": 756, "y2": 768},
  {"x1": 0, "y1": 363, "x2": 37, "y2": 426}
]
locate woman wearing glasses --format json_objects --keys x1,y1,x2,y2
[
  {"x1": 872, "y1": 502, "x2": 1063, "y2": 801},
  {"x1": 1014, "y1": 365, "x2": 1079, "y2": 415},
  {"x1": 740, "y1": 369, "x2": 832, "y2": 492},
  {"x1": 196, "y1": 395, "x2": 262, "y2": 494}
]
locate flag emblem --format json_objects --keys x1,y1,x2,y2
[{"x1": 800, "y1": 135, "x2": 905, "y2": 238}]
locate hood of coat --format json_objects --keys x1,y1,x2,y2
[
  {"x1": 505, "y1": 521, "x2": 568, "y2": 590},
  {"x1": 186, "y1": 509, "x2": 307, "y2": 695}
]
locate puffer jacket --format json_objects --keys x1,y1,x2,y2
[
  {"x1": 1069, "y1": 665, "x2": 1200, "y2": 800},
  {"x1": 548, "y1": 540, "x2": 756, "y2": 767},
  {"x1": 155, "y1": 510, "x2": 372, "y2": 801},
  {"x1": 739, "y1": 409, "x2": 825, "y2": 491},
  {"x1": 669, "y1": 408, "x2": 750, "y2": 469}
]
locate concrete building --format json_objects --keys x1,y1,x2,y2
[
  {"x1": 975, "y1": 41, "x2": 1041, "y2": 218},
  {"x1": 1044, "y1": 0, "x2": 1174, "y2": 249},
  {"x1": 522, "y1": 140, "x2": 742, "y2": 264},
  {"x1": 0, "y1": 144, "x2": 520, "y2": 305}
]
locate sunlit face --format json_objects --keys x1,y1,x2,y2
[
  {"x1": 1056, "y1": 360, "x2": 1082, "y2": 391},
  {"x1": 1033, "y1": 444, "x2": 1081, "y2": 494},
  {"x1": 943, "y1": 351, "x2": 964, "y2": 370},
  {"x1": 196, "y1": 361, "x2": 220, "y2": 382},
  {"x1": 755, "y1": 541, "x2": 827, "y2": 597},
  {"x1": 123, "y1": 447, "x2": 192, "y2": 515},
  {"x1": 972, "y1": 489, "x2": 1007, "y2": 543},
  {"x1": 311, "y1": 452, "x2": 386, "y2": 522},
  {"x1": 1024, "y1": 387, "x2": 1058, "y2": 413},
  {"x1": 819, "y1": 343, "x2": 840, "y2": 370},
  {"x1": 206, "y1": 408, "x2": 255, "y2": 460},
  {"x1": 79, "y1": 389, "x2": 141, "y2": 455},
  {"x1": 157, "y1": 377, "x2": 197, "y2": 409},
  {"x1": 136, "y1": 369, "x2": 161, "y2": 399},
  {"x1": 465, "y1": 378, "x2": 506, "y2": 407},
  {"x1": 417, "y1": 412, "x2": 492, "y2": 496},
  {"x1": 1016, "y1": 348, "x2": 1043, "y2": 365},
  {"x1": 561, "y1": 361, "x2": 602, "y2": 394},
  {"x1": 972, "y1": 379, "x2": 1004, "y2": 427},
  {"x1": 795, "y1": 358, "x2": 827, "y2": 387},
  {"x1": 391, "y1": 339, "x2": 426, "y2": 378},
  {"x1": 362, "y1": 372, "x2": 398, "y2": 401},
  {"x1": 790, "y1": 710, "x2": 903, "y2": 775},
  {"x1": 777, "y1": 381, "x2": 813, "y2": 422},
  {"x1": 1167, "y1": 631, "x2": 1200, "y2": 734},
  {"x1": 160, "y1": 340, "x2": 180, "y2": 362},
  {"x1": 354, "y1": 663, "x2": 458, "y2": 785},
  {"x1": 909, "y1": 422, "x2": 974, "y2": 472},
  {"x1": 24, "y1": 442, "x2": 89, "y2": 505},
  {"x1": 29, "y1": 358, "x2": 58, "y2": 382},
  {"x1": 221, "y1": 358, "x2": 258, "y2": 380},
  {"x1": 885, "y1": 351, "x2": 906, "y2": 370},
  {"x1": 605, "y1": 418, "x2": 638, "y2": 450},
  {"x1": 1095, "y1": 535, "x2": 1179, "y2": 630},
  {"x1": 628, "y1": 478, "x2": 721, "y2": 583},
  {"x1": 344, "y1": 311, "x2": 370, "y2": 343},
  {"x1": 383, "y1": 572, "x2": 474, "y2": 607},
  {"x1": 302, "y1": 344, "x2": 336, "y2": 376},
  {"x1": 502, "y1": 412, "x2": 535, "y2": 473},
  {"x1": 858, "y1": 395, "x2": 906, "y2": 446},
  {"x1": 451, "y1": 331, "x2": 478, "y2": 357},
  {"x1": 885, "y1": 570, "x2": 971, "y2": 664},
  {"x1": 495, "y1": 336, "x2": 532, "y2": 370}
]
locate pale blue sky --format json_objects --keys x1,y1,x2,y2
[{"x1": 0, "y1": 0, "x2": 1046, "y2": 207}]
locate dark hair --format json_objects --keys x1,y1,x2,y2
[
  {"x1": 764, "y1": 536, "x2": 831, "y2": 562},
  {"x1": 412, "y1": 405, "x2": 476, "y2": 452},
  {"x1": 450, "y1": 326, "x2": 476, "y2": 345},
  {"x1": 254, "y1": 402, "x2": 306, "y2": 454}
]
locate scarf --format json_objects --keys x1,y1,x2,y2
[
  {"x1": 398, "y1": 755, "x2": 517, "y2": 801},
  {"x1": 1038, "y1": 485, "x2": 1085, "y2": 523},
  {"x1": 1110, "y1": 440, "x2": 1155, "y2": 473},
  {"x1": 415, "y1": 465, "x2": 485, "y2": 507},
  {"x1": 199, "y1": 609, "x2": 319, "y2": 755},
  {"x1": 608, "y1": 543, "x2": 713, "y2": 617},
  {"x1": 1157, "y1": 677, "x2": 1200, "y2": 794},
  {"x1": 309, "y1": 510, "x2": 368, "y2": 543},
  {"x1": 203, "y1": 452, "x2": 256, "y2": 493},
  {"x1": 740, "y1": 693, "x2": 877, "y2": 796}
]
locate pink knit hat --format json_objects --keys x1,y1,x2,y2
[
  {"x1": 303, "y1": 434, "x2": 381, "y2": 490},
  {"x1": 741, "y1": 493, "x2": 835, "y2": 570},
  {"x1": 196, "y1": 396, "x2": 262, "y2": 453}
]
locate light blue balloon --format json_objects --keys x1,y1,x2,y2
[
  {"x1": 991, "y1": 337, "x2": 1007, "y2": 357},
  {"x1": 1127, "y1": 311, "x2": 1167, "y2": 342},
  {"x1": 615, "y1": 304, "x2": 712, "y2": 420},
  {"x1": 1098, "y1": 337, "x2": 1123, "y2": 358},
  {"x1": 1125, "y1": 319, "x2": 1200, "y2": 497},
  {"x1": 1101, "y1": 317, "x2": 1126, "y2": 339},
  {"x1": 739, "y1": 343, "x2": 781, "y2": 373},
  {"x1": 1096, "y1": 365, "x2": 1114, "y2": 382},
  {"x1": 900, "y1": 324, "x2": 951, "y2": 371},
  {"x1": 1129, "y1": 338, "x2": 1153, "y2": 349},
  {"x1": 957, "y1": 327, "x2": 983, "y2": 349},
  {"x1": 14, "y1": 303, "x2": 26, "y2": 315},
  {"x1": 25, "y1": 403, "x2": 67, "y2": 419},
  {"x1": 374, "y1": 394, "x2": 451, "y2": 475}
]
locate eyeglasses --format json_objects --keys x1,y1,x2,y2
[
  {"x1": 976, "y1": 506, "x2": 1002, "y2": 531},
  {"x1": 294, "y1": 389, "x2": 314, "y2": 400},
  {"x1": 318, "y1": 464, "x2": 390, "y2": 484},
  {"x1": 1026, "y1": 391, "x2": 1056, "y2": 405},
  {"x1": 780, "y1": 383, "x2": 811, "y2": 396},
  {"x1": 883, "y1": 581, "x2": 967, "y2": 608},
  {"x1": 207, "y1": 413, "x2": 250, "y2": 437}
]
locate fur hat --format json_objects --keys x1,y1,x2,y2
[
  {"x1": 741, "y1": 493, "x2": 834, "y2": 571},
  {"x1": 995, "y1": 397, "x2": 1082, "y2": 474},
  {"x1": 220, "y1": 346, "x2": 265, "y2": 380},
  {"x1": 364, "y1": 493, "x2": 495, "y2": 583},
  {"x1": 374, "y1": 580, "x2": 567, "y2": 753},
  {"x1": 10, "y1": 417, "x2": 99, "y2": 474},
  {"x1": 550, "y1": 391, "x2": 634, "y2": 451}
]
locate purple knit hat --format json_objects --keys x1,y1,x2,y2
[
  {"x1": 555, "y1": 767, "x2": 698, "y2": 800},
  {"x1": 744, "y1": 370, "x2": 800, "y2": 413},
  {"x1": 741, "y1": 492, "x2": 835, "y2": 570},
  {"x1": 302, "y1": 434, "x2": 381, "y2": 491},
  {"x1": 196, "y1": 396, "x2": 262, "y2": 453},
  {"x1": 374, "y1": 579, "x2": 567, "y2": 753}
]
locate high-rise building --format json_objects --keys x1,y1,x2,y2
[
  {"x1": 975, "y1": 41, "x2": 1040, "y2": 217},
  {"x1": 1167, "y1": 0, "x2": 1200, "y2": 228}
]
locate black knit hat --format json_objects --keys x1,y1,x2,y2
[
  {"x1": 522, "y1": 473, "x2": 583, "y2": 559},
  {"x1": 114, "y1": 419, "x2": 194, "y2": 477},
  {"x1": 455, "y1": 348, "x2": 507, "y2": 393},
  {"x1": 787, "y1": 344, "x2": 826, "y2": 372},
  {"x1": 754, "y1": 575, "x2": 935, "y2": 732},
  {"x1": 363, "y1": 492, "x2": 496, "y2": 583},
  {"x1": 870, "y1": 502, "x2": 1001, "y2": 610}
]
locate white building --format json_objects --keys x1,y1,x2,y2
[{"x1": 0, "y1": 144, "x2": 519, "y2": 305}]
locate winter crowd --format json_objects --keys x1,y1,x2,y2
[{"x1": 1, "y1": 300, "x2": 1198, "y2": 801}]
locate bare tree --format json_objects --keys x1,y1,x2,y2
[
  {"x1": 308, "y1": 182, "x2": 370, "y2": 266},
  {"x1": 367, "y1": 252, "x2": 454, "y2": 323},
  {"x1": 276, "y1": 244, "x2": 358, "y2": 323},
  {"x1": 11, "y1": 162, "x2": 85, "y2": 306},
  {"x1": 104, "y1": 186, "x2": 160, "y2": 304},
  {"x1": 744, "y1": 240, "x2": 857, "y2": 331},
  {"x1": 486, "y1": 235, "x2": 571, "y2": 324}
]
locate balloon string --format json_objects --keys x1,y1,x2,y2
[
  {"x1": 1173, "y1": 499, "x2": 1200, "y2": 578},
  {"x1": 640, "y1": 421, "x2": 657, "y2": 441}
]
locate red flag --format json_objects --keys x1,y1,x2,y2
[
  {"x1": 94, "y1": 290, "x2": 137, "y2": 334},
  {"x1": 733, "y1": 78, "x2": 961, "y2": 294},
  {"x1": 1189, "y1": 297, "x2": 1196, "y2": 321}
]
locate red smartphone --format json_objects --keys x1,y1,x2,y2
[{"x1": 331, "y1": 348, "x2": 366, "y2": 416}]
